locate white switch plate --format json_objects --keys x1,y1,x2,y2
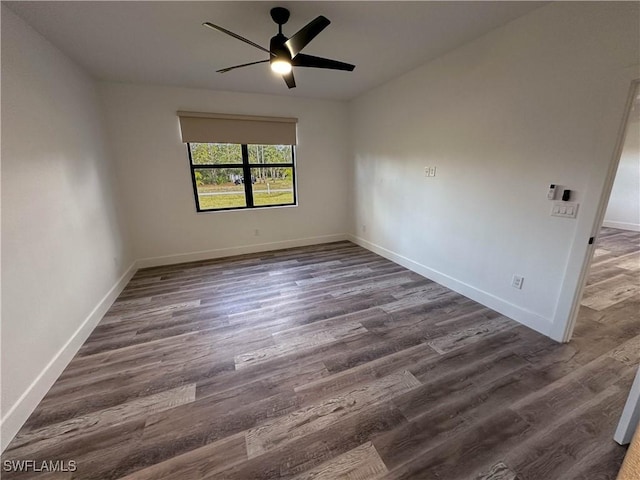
[
  {"x1": 551, "y1": 202, "x2": 578, "y2": 218},
  {"x1": 512, "y1": 274, "x2": 524, "y2": 289},
  {"x1": 424, "y1": 166, "x2": 437, "y2": 177}
]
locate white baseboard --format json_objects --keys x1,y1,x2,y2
[
  {"x1": 0, "y1": 262, "x2": 138, "y2": 453},
  {"x1": 136, "y1": 234, "x2": 348, "y2": 269},
  {"x1": 602, "y1": 220, "x2": 640, "y2": 232},
  {"x1": 347, "y1": 234, "x2": 554, "y2": 338}
]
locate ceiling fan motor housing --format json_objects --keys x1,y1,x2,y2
[{"x1": 270, "y1": 33, "x2": 291, "y2": 65}]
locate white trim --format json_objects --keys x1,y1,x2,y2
[
  {"x1": 348, "y1": 234, "x2": 554, "y2": 338},
  {"x1": 602, "y1": 220, "x2": 640, "y2": 232},
  {"x1": 615, "y1": 366, "x2": 640, "y2": 445},
  {"x1": 0, "y1": 262, "x2": 138, "y2": 452},
  {"x1": 135, "y1": 234, "x2": 348, "y2": 269}
]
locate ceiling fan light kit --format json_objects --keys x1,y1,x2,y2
[
  {"x1": 203, "y1": 7, "x2": 355, "y2": 89},
  {"x1": 271, "y1": 60, "x2": 292, "y2": 75}
]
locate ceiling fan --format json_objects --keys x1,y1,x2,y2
[{"x1": 203, "y1": 7, "x2": 355, "y2": 89}]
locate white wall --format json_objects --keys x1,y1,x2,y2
[
  {"x1": 349, "y1": 2, "x2": 639, "y2": 339},
  {"x1": 604, "y1": 118, "x2": 640, "y2": 232},
  {"x1": 1, "y1": 6, "x2": 133, "y2": 450},
  {"x1": 98, "y1": 83, "x2": 349, "y2": 265}
]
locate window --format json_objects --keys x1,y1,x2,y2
[
  {"x1": 188, "y1": 143, "x2": 296, "y2": 212},
  {"x1": 178, "y1": 111, "x2": 298, "y2": 213}
]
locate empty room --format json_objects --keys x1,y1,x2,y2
[{"x1": 2, "y1": 1, "x2": 639, "y2": 479}]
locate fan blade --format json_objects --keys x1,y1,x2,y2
[
  {"x1": 284, "y1": 16, "x2": 330, "y2": 58},
  {"x1": 283, "y1": 71, "x2": 296, "y2": 89},
  {"x1": 292, "y1": 54, "x2": 355, "y2": 71},
  {"x1": 217, "y1": 59, "x2": 269, "y2": 73},
  {"x1": 203, "y1": 22, "x2": 274, "y2": 56}
]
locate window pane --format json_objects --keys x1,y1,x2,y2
[
  {"x1": 190, "y1": 143, "x2": 242, "y2": 165},
  {"x1": 247, "y1": 145, "x2": 293, "y2": 165},
  {"x1": 251, "y1": 167, "x2": 294, "y2": 206},
  {"x1": 194, "y1": 168, "x2": 246, "y2": 210}
]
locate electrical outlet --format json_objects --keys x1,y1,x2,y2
[
  {"x1": 254, "y1": 229, "x2": 260, "y2": 236},
  {"x1": 512, "y1": 275, "x2": 524, "y2": 290}
]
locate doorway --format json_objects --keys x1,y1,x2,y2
[
  {"x1": 572, "y1": 82, "x2": 639, "y2": 335},
  {"x1": 571, "y1": 83, "x2": 640, "y2": 447},
  {"x1": 554, "y1": 78, "x2": 640, "y2": 344}
]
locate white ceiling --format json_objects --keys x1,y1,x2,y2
[{"x1": 4, "y1": 1, "x2": 545, "y2": 100}]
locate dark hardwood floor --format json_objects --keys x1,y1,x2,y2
[{"x1": 3, "y1": 229, "x2": 639, "y2": 479}]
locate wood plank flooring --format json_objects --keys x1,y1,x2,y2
[
  {"x1": 3, "y1": 230, "x2": 639, "y2": 479},
  {"x1": 582, "y1": 228, "x2": 640, "y2": 311}
]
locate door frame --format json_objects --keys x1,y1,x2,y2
[
  {"x1": 551, "y1": 72, "x2": 640, "y2": 343},
  {"x1": 616, "y1": 366, "x2": 640, "y2": 445}
]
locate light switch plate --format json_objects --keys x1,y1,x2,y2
[
  {"x1": 512, "y1": 274, "x2": 524, "y2": 289},
  {"x1": 551, "y1": 202, "x2": 579, "y2": 218}
]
